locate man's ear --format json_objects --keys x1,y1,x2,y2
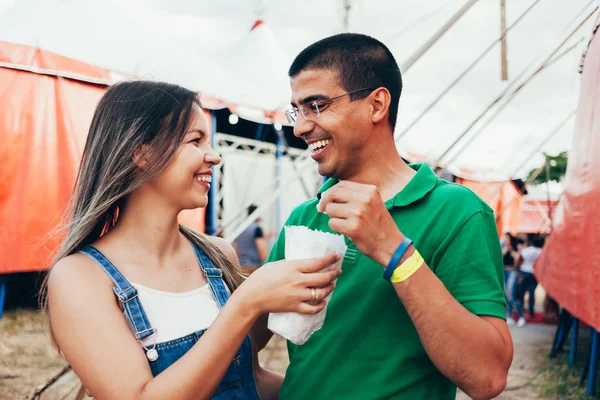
[
  {"x1": 133, "y1": 144, "x2": 150, "y2": 168},
  {"x1": 370, "y1": 87, "x2": 391, "y2": 125}
]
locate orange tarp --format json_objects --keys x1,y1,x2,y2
[
  {"x1": 516, "y1": 200, "x2": 555, "y2": 234},
  {"x1": 455, "y1": 179, "x2": 522, "y2": 235},
  {"x1": 0, "y1": 42, "x2": 205, "y2": 274},
  {"x1": 535, "y1": 19, "x2": 600, "y2": 331},
  {"x1": 455, "y1": 179, "x2": 556, "y2": 235},
  {"x1": 0, "y1": 68, "x2": 106, "y2": 273}
]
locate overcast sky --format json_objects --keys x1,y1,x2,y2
[{"x1": 0, "y1": 0, "x2": 596, "y2": 180}]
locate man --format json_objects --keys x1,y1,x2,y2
[
  {"x1": 234, "y1": 204, "x2": 269, "y2": 275},
  {"x1": 266, "y1": 33, "x2": 513, "y2": 400}
]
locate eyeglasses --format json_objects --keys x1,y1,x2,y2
[{"x1": 285, "y1": 87, "x2": 376, "y2": 124}]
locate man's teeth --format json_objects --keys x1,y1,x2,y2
[
  {"x1": 197, "y1": 175, "x2": 212, "y2": 183},
  {"x1": 309, "y1": 140, "x2": 330, "y2": 152}
]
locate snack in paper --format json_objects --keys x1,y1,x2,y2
[{"x1": 267, "y1": 226, "x2": 347, "y2": 345}]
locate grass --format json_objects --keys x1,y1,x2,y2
[{"x1": 536, "y1": 327, "x2": 599, "y2": 400}]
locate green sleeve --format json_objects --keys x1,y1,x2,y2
[{"x1": 434, "y1": 210, "x2": 507, "y2": 320}]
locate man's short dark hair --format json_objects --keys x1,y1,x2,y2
[
  {"x1": 289, "y1": 33, "x2": 402, "y2": 130},
  {"x1": 528, "y1": 233, "x2": 545, "y2": 248}
]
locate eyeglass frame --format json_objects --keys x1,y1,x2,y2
[{"x1": 285, "y1": 87, "x2": 377, "y2": 124}]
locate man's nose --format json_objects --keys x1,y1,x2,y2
[{"x1": 293, "y1": 115, "x2": 315, "y2": 138}]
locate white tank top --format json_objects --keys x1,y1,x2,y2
[{"x1": 125, "y1": 282, "x2": 221, "y2": 347}]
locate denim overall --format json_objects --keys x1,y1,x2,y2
[{"x1": 80, "y1": 243, "x2": 260, "y2": 399}]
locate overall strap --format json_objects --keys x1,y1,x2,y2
[
  {"x1": 79, "y1": 246, "x2": 156, "y2": 340},
  {"x1": 192, "y1": 243, "x2": 230, "y2": 308}
]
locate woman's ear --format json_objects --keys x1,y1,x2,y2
[
  {"x1": 370, "y1": 87, "x2": 391, "y2": 125},
  {"x1": 133, "y1": 144, "x2": 149, "y2": 168}
]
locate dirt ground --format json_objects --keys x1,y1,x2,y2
[
  {"x1": 1, "y1": 308, "x2": 557, "y2": 400},
  {"x1": 0, "y1": 310, "x2": 68, "y2": 399}
]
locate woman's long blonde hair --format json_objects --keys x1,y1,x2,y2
[{"x1": 40, "y1": 81, "x2": 244, "y2": 311}]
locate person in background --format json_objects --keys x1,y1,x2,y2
[
  {"x1": 502, "y1": 232, "x2": 521, "y2": 285},
  {"x1": 235, "y1": 204, "x2": 270, "y2": 275},
  {"x1": 516, "y1": 234, "x2": 544, "y2": 325},
  {"x1": 504, "y1": 233, "x2": 522, "y2": 326}
]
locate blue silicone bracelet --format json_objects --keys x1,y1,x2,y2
[{"x1": 383, "y1": 237, "x2": 413, "y2": 281}]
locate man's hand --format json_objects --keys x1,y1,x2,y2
[{"x1": 317, "y1": 181, "x2": 403, "y2": 267}]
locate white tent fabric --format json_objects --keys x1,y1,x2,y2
[
  {"x1": 0, "y1": 0, "x2": 595, "y2": 181},
  {"x1": 212, "y1": 20, "x2": 291, "y2": 111},
  {"x1": 220, "y1": 150, "x2": 321, "y2": 239}
]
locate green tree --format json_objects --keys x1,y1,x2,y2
[{"x1": 527, "y1": 152, "x2": 568, "y2": 184}]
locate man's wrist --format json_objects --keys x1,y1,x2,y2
[
  {"x1": 374, "y1": 231, "x2": 400, "y2": 268},
  {"x1": 376, "y1": 231, "x2": 412, "y2": 268}
]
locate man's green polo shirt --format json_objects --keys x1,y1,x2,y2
[{"x1": 266, "y1": 163, "x2": 506, "y2": 400}]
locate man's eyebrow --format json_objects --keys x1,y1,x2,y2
[{"x1": 291, "y1": 94, "x2": 330, "y2": 107}]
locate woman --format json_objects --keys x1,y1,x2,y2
[
  {"x1": 503, "y1": 233, "x2": 521, "y2": 326},
  {"x1": 43, "y1": 81, "x2": 341, "y2": 399},
  {"x1": 514, "y1": 234, "x2": 544, "y2": 326}
]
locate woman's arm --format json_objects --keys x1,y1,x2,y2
[
  {"x1": 210, "y1": 236, "x2": 274, "y2": 350},
  {"x1": 250, "y1": 330, "x2": 284, "y2": 400},
  {"x1": 211, "y1": 236, "x2": 282, "y2": 398},
  {"x1": 49, "y1": 253, "x2": 259, "y2": 400},
  {"x1": 513, "y1": 251, "x2": 523, "y2": 269},
  {"x1": 49, "y1": 251, "x2": 339, "y2": 400}
]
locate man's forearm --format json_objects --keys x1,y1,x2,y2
[{"x1": 393, "y1": 264, "x2": 512, "y2": 400}]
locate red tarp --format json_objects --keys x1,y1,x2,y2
[
  {"x1": 535, "y1": 20, "x2": 600, "y2": 332},
  {"x1": 0, "y1": 42, "x2": 205, "y2": 274}
]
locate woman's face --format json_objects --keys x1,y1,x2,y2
[{"x1": 149, "y1": 106, "x2": 221, "y2": 210}]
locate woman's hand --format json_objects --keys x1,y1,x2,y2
[{"x1": 236, "y1": 254, "x2": 342, "y2": 316}]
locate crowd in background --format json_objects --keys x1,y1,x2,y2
[{"x1": 502, "y1": 233, "x2": 545, "y2": 327}]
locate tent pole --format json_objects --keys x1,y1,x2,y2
[
  {"x1": 500, "y1": 0, "x2": 508, "y2": 81},
  {"x1": 400, "y1": 0, "x2": 479, "y2": 73},
  {"x1": 507, "y1": 109, "x2": 575, "y2": 177},
  {"x1": 588, "y1": 329, "x2": 599, "y2": 396},
  {"x1": 569, "y1": 318, "x2": 580, "y2": 367},
  {"x1": 254, "y1": 123, "x2": 264, "y2": 141},
  {"x1": 438, "y1": 38, "x2": 584, "y2": 170},
  {"x1": 395, "y1": 0, "x2": 542, "y2": 141},
  {"x1": 0, "y1": 275, "x2": 6, "y2": 320},
  {"x1": 430, "y1": 6, "x2": 596, "y2": 171},
  {"x1": 275, "y1": 127, "x2": 284, "y2": 233},
  {"x1": 207, "y1": 111, "x2": 218, "y2": 235}
]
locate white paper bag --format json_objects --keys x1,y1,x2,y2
[{"x1": 267, "y1": 226, "x2": 347, "y2": 345}]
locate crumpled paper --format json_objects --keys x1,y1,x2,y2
[{"x1": 267, "y1": 226, "x2": 347, "y2": 345}]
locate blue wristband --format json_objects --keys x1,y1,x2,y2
[{"x1": 383, "y1": 237, "x2": 413, "y2": 281}]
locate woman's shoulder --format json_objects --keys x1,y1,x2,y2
[{"x1": 49, "y1": 251, "x2": 113, "y2": 295}]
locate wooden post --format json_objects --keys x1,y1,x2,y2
[
  {"x1": 501, "y1": 0, "x2": 508, "y2": 80},
  {"x1": 343, "y1": 0, "x2": 351, "y2": 32}
]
